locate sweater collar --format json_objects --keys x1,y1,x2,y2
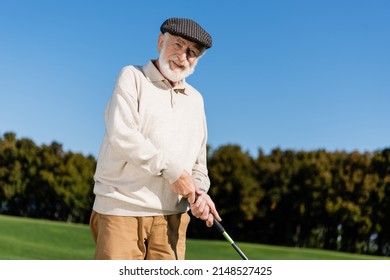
[{"x1": 143, "y1": 60, "x2": 187, "y2": 94}]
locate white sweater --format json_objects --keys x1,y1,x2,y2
[{"x1": 92, "y1": 61, "x2": 210, "y2": 216}]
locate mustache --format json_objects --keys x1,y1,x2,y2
[{"x1": 169, "y1": 56, "x2": 190, "y2": 69}]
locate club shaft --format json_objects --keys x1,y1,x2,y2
[
  {"x1": 194, "y1": 194, "x2": 249, "y2": 260},
  {"x1": 213, "y1": 218, "x2": 249, "y2": 260}
]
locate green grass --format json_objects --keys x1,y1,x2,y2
[
  {"x1": 0, "y1": 214, "x2": 95, "y2": 259},
  {"x1": 0, "y1": 214, "x2": 388, "y2": 260}
]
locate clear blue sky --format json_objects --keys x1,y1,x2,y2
[{"x1": 1, "y1": 0, "x2": 389, "y2": 158}]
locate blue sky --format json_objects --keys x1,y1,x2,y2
[{"x1": 1, "y1": 0, "x2": 389, "y2": 158}]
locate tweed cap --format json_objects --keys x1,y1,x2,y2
[{"x1": 160, "y1": 18, "x2": 212, "y2": 49}]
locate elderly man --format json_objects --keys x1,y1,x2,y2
[{"x1": 89, "y1": 18, "x2": 221, "y2": 260}]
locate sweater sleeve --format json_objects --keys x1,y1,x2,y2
[
  {"x1": 104, "y1": 66, "x2": 182, "y2": 183},
  {"x1": 192, "y1": 114, "x2": 211, "y2": 193}
]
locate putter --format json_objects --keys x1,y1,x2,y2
[{"x1": 194, "y1": 195, "x2": 249, "y2": 260}]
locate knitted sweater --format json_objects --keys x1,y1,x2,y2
[{"x1": 92, "y1": 61, "x2": 210, "y2": 216}]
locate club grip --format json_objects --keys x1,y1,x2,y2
[
  {"x1": 194, "y1": 193, "x2": 223, "y2": 232},
  {"x1": 213, "y1": 218, "x2": 226, "y2": 234}
]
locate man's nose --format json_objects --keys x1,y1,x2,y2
[{"x1": 177, "y1": 49, "x2": 187, "y2": 61}]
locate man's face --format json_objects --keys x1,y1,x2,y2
[{"x1": 157, "y1": 33, "x2": 202, "y2": 82}]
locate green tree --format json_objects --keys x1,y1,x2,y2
[
  {"x1": 371, "y1": 149, "x2": 390, "y2": 255},
  {"x1": 0, "y1": 133, "x2": 31, "y2": 215},
  {"x1": 0, "y1": 132, "x2": 96, "y2": 223},
  {"x1": 207, "y1": 145, "x2": 262, "y2": 240}
]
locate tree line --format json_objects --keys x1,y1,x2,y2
[
  {"x1": 0, "y1": 132, "x2": 389, "y2": 256},
  {"x1": 0, "y1": 132, "x2": 95, "y2": 223}
]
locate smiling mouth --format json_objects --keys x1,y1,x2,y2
[{"x1": 171, "y1": 60, "x2": 185, "y2": 70}]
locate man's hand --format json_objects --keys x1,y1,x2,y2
[
  {"x1": 170, "y1": 170, "x2": 196, "y2": 204},
  {"x1": 190, "y1": 189, "x2": 222, "y2": 227}
]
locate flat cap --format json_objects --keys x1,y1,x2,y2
[{"x1": 160, "y1": 18, "x2": 212, "y2": 49}]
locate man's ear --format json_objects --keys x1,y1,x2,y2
[{"x1": 157, "y1": 34, "x2": 165, "y2": 53}]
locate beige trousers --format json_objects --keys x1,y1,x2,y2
[{"x1": 89, "y1": 211, "x2": 190, "y2": 260}]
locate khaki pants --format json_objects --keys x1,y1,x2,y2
[{"x1": 89, "y1": 211, "x2": 190, "y2": 260}]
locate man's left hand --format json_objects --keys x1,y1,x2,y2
[{"x1": 190, "y1": 190, "x2": 221, "y2": 227}]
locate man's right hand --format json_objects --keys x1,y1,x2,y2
[{"x1": 170, "y1": 170, "x2": 196, "y2": 204}]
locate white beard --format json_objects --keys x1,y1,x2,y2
[{"x1": 158, "y1": 44, "x2": 197, "y2": 82}]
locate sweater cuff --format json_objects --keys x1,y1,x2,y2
[
  {"x1": 194, "y1": 180, "x2": 208, "y2": 193},
  {"x1": 162, "y1": 160, "x2": 183, "y2": 184}
]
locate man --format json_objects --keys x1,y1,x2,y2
[{"x1": 89, "y1": 18, "x2": 221, "y2": 260}]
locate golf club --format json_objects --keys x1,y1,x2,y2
[{"x1": 194, "y1": 194, "x2": 249, "y2": 260}]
